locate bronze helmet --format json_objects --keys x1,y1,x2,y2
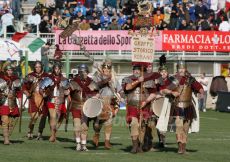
[{"x1": 177, "y1": 59, "x2": 187, "y2": 70}]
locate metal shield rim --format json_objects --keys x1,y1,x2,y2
[{"x1": 83, "y1": 97, "x2": 103, "y2": 118}]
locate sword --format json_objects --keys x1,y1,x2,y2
[
  {"x1": 65, "y1": 95, "x2": 72, "y2": 132},
  {"x1": 19, "y1": 95, "x2": 23, "y2": 133}
]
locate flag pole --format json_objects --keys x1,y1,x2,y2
[{"x1": 25, "y1": 50, "x2": 29, "y2": 76}]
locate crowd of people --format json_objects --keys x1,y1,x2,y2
[{"x1": 1, "y1": 0, "x2": 230, "y2": 34}]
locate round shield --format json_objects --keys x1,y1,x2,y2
[
  {"x1": 83, "y1": 98, "x2": 103, "y2": 118},
  {"x1": 152, "y1": 97, "x2": 165, "y2": 117}
]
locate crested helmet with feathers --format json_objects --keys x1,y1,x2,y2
[{"x1": 159, "y1": 54, "x2": 167, "y2": 71}]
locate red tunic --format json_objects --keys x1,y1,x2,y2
[
  {"x1": 0, "y1": 75, "x2": 22, "y2": 117},
  {"x1": 46, "y1": 74, "x2": 67, "y2": 115},
  {"x1": 70, "y1": 75, "x2": 97, "y2": 119},
  {"x1": 122, "y1": 75, "x2": 155, "y2": 123},
  {"x1": 23, "y1": 72, "x2": 49, "y2": 115}
]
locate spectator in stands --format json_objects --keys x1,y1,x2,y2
[
  {"x1": 121, "y1": 18, "x2": 133, "y2": 30},
  {"x1": 218, "y1": 15, "x2": 230, "y2": 31},
  {"x1": 154, "y1": 10, "x2": 164, "y2": 26},
  {"x1": 177, "y1": 2, "x2": 186, "y2": 29},
  {"x1": 163, "y1": 3, "x2": 171, "y2": 24},
  {"x1": 51, "y1": 10, "x2": 60, "y2": 28},
  {"x1": 39, "y1": 15, "x2": 51, "y2": 33},
  {"x1": 100, "y1": 9, "x2": 110, "y2": 30},
  {"x1": 63, "y1": 8, "x2": 71, "y2": 18},
  {"x1": 169, "y1": 2, "x2": 179, "y2": 30},
  {"x1": 197, "y1": 17, "x2": 211, "y2": 30},
  {"x1": 110, "y1": 10, "x2": 119, "y2": 22},
  {"x1": 1, "y1": 9, "x2": 15, "y2": 33},
  {"x1": 0, "y1": 0, "x2": 11, "y2": 14},
  {"x1": 73, "y1": 2, "x2": 87, "y2": 16},
  {"x1": 117, "y1": 11, "x2": 127, "y2": 26},
  {"x1": 79, "y1": 18, "x2": 90, "y2": 30},
  {"x1": 27, "y1": 9, "x2": 41, "y2": 33},
  {"x1": 10, "y1": 0, "x2": 20, "y2": 20},
  {"x1": 178, "y1": 19, "x2": 188, "y2": 30},
  {"x1": 76, "y1": 11, "x2": 85, "y2": 21},
  {"x1": 84, "y1": 0, "x2": 97, "y2": 9},
  {"x1": 155, "y1": 19, "x2": 168, "y2": 30},
  {"x1": 90, "y1": 17, "x2": 101, "y2": 30},
  {"x1": 195, "y1": 0, "x2": 208, "y2": 20},
  {"x1": 187, "y1": 20, "x2": 196, "y2": 30},
  {"x1": 188, "y1": 2, "x2": 196, "y2": 22},
  {"x1": 153, "y1": 2, "x2": 164, "y2": 14},
  {"x1": 107, "y1": 18, "x2": 119, "y2": 30},
  {"x1": 87, "y1": 11, "x2": 98, "y2": 23}
]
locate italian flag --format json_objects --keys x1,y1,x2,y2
[
  {"x1": 12, "y1": 32, "x2": 46, "y2": 53},
  {"x1": 226, "y1": 0, "x2": 230, "y2": 12}
]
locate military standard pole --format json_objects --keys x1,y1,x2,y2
[
  {"x1": 25, "y1": 50, "x2": 29, "y2": 76},
  {"x1": 65, "y1": 51, "x2": 70, "y2": 78}
]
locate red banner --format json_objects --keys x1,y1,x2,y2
[{"x1": 162, "y1": 30, "x2": 230, "y2": 52}]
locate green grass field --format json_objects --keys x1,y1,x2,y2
[{"x1": 0, "y1": 110, "x2": 229, "y2": 162}]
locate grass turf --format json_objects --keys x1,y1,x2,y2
[{"x1": 0, "y1": 110, "x2": 229, "y2": 162}]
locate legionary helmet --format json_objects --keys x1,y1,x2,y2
[
  {"x1": 4, "y1": 65, "x2": 13, "y2": 71},
  {"x1": 52, "y1": 62, "x2": 62, "y2": 71},
  {"x1": 158, "y1": 64, "x2": 168, "y2": 72},
  {"x1": 132, "y1": 65, "x2": 141, "y2": 70},
  {"x1": 78, "y1": 64, "x2": 89, "y2": 73},
  {"x1": 102, "y1": 58, "x2": 112, "y2": 69},
  {"x1": 33, "y1": 61, "x2": 43, "y2": 71},
  {"x1": 177, "y1": 59, "x2": 187, "y2": 70}
]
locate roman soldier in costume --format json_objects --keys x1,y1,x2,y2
[
  {"x1": 170, "y1": 60, "x2": 204, "y2": 154},
  {"x1": 40, "y1": 62, "x2": 70, "y2": 142},
  {"x1": 0, "y1": 65, "x2": 22, "y2": 145},
  {"x1": 92, "y1": 59, "x2": 123, "y2": 150},
  {"x1": 122, "y1": 64, "x2": 160, "y2": 153},
  {"x1": 69, "y1": 64, "x2": 97, "y2": 151},
  {"x1": 150, "y1": 65, "x2": 179, "y2": 148},
  {"x1": 23, "y1": 61, "x2": 49, "y2": 140}
]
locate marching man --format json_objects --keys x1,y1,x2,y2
[
  {"x1": 40, "y1": 62, "x2": 70, "y2": 142},
  {"x1": 69, "y1": 64, "x2": 97, "y2": 151},
  {"x1": 92, "y1": 59, "x2": 122, "y2": 149},
  {"x1": 23, "y1": 61, "x2": 49, "y2": 140},
  {"x1": 0, "y1": 65, "x2": 22, "y2": 145}
]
